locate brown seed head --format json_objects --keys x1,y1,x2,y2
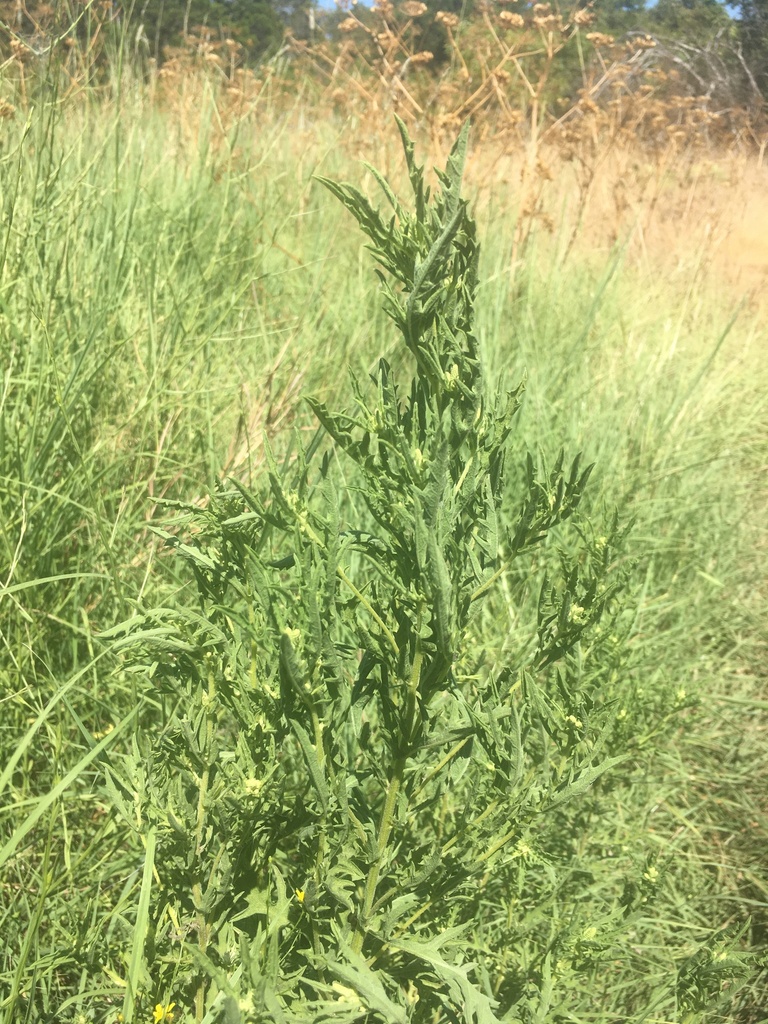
[
  {"x1": 499, "y1": 11, "x2": 525, "y2": 27},
  {"x1": 536, "y1": 158, "x2": 554, "y2": 181},
  {"x1": 435, "y1": 10, "x2": 460, "y2": 28},
  {"x1": 586, "y1": 31, "x2": 614, "y2": 47},
  {"x1": 534, "y1": 13, "x2": 563, "y2": 29},
  {"x1": 10, "y1": 38, "x2": 32, "y2": 61},
  {"x1": 401, "y1": 1, "x2": 428, "y2": 16}
]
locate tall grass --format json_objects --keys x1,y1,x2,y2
[{"x1": 0, "y1": 68, "x2": 766, "y2": 1023}]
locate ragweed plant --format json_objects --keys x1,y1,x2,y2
[{"x1": 106, "y1": 122, "x2": 659, "y2": 1023}]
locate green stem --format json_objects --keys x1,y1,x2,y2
[
  {"x1": 337, "y1": 565, "x2": 399, "y2": 657},
  {"x1": 470, "y1": 560, "x2": 509, "y2": 604},
  {"x1": 351, "y1": 644, "x2": 423, "y2": 955},
  {"x1": 192, "y1": 668, "x2": 216, "y2": 1023},
  {"x1": 310, "y1": 703, "x2": 327, "y2": 955}
]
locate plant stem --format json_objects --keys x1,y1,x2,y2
[
  {"x1": 311, "y1": 702, "x2": 327, "y2": 955},
  {"x1": 351, "y1": 642, "x2": 423, "y2": 954},
  {"x1": 470, "y1": 560, "x2": 509, "y2": 603},
  {"x1": 337, "y1": 565, "x2": 399, "y2": 656},
  {"x1": 192, "y1": 668, "x2": 216, "y2": 1022}
]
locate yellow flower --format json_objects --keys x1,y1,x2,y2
[
  {"x1": 295, "y1": 888, "x2": 305, "y2": 903},
  {"x1": 153, "y1": 1003, "x2": 176, "y2": 1023}
]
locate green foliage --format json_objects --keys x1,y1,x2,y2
[
  {"x1": 0, "y1": 92, "x2": 301, "y2": 1024},
  {"x1": 104, "y1": 120, "x2": 686, "y2": 1024},
  {"x1": 0, "y1": 0, "x2": 288, "y2": 63},
  {"x1": 0, "y1": 64, "x2": 765, "y2": 1024},
  {"x1": 1, "y1": 88, "x2": 766, "y2": 1024},
  {"x1": 649, "y1": 0, "x2": 732, "y2": 38},
  {"x1": 128, "y1": 0, "x2": 286, "y2": 62},
  {"x1": 739, "y1": 0, "x2": 768, "y2": 93},
  {"x1": 595, "y1": 0, "x2": 733, "y2": 43}
]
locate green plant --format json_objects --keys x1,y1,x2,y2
[{"x1": 104, "y1": 120, "x2": 751, "y2": 1024}]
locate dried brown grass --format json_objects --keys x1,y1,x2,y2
[{"x1": 3, "y1": 4, "x2": 766, "y2": 314}]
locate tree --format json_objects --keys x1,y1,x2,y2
[
  {"x1": 739, "y1": 0, "x2": 768, "y2": 95},
  {"x1": 131, "y1": 0, "x2": 286, "y2": 62},
  {"x1": 595, "y1": 0, "x2": 650, "y2": 33},
  {"x1": 650, "y1": 0, "x2": 731, "y2": 41},
  {"x1": 594, "y1": 0, "x2": 732, "y2": 38}
]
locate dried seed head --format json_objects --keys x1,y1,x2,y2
[
  {"x1": 410, "y1": 49, "x2": 434, "y2": 63},
  {"x1": 400, "y1": 0, "x2": 428, "y2": 16},
  {"x1": 536, "y1": 157, "x2": 553, "y2": 181},
  {"x1": 586, "y1": 31, "x2": 614, "y2": 47},
  {"x1": 435, "y1": 10, "x2": 460, "y2": 28},
  {"x1": 573, "y1": 7, "x2": 595, "y2": 24},
  {"x1": 499, "y1": 11, "x2": 525, "y2": 27},
  {"x1": 10, "y1": 38, "x2": 32, "y2": 61},
  {"x1": 534, "y1": 13, "x2": 563, "y2": 29},
  {"x1": 339, "y1": 16, "x2": 359, "y2": 30}
]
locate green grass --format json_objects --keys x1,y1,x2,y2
[{"x1": 0, "y1": 79, "x2": 766, "y2": 1023}]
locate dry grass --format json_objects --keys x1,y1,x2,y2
[
  {"x1": 89, "y1": 13, "x2": 768, "y2": 315},
  {"x1": 4, "y1": 7, "x2": 766, "y2": 326}
]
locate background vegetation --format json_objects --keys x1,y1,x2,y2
[{"x1": 0, "y1": 3, "x2": 767, "y2": 1023}]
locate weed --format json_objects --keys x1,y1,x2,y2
[
  {"x1": 0, "y1": 52, "x2": 766, "y2": 1024},
  {"x1": 102, "y1": 120, "x2": 751, "y2": 1024}
]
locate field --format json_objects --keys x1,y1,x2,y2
[{"x1": 1, "y1": 42, "x2": 767, "y2": 1024}]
